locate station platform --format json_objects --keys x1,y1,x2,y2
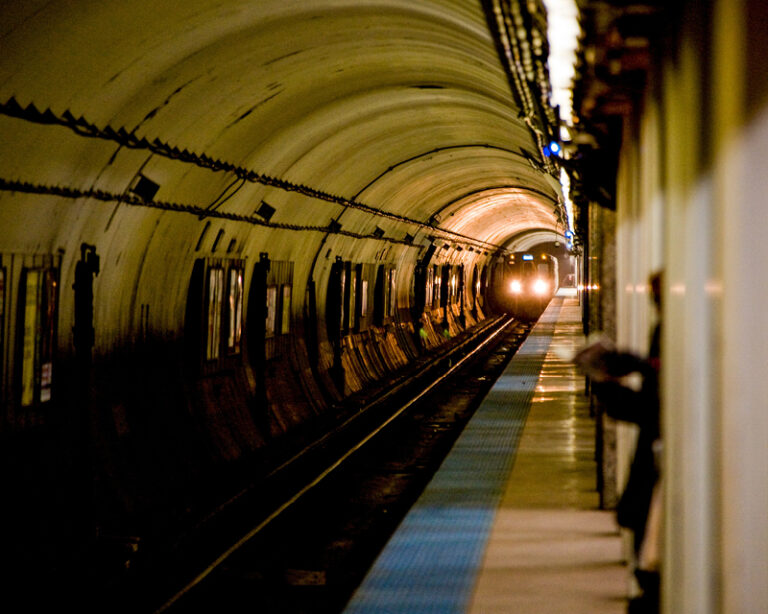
[{"x1": 343, "y1": 293, "x2": 628, "y2": 613}]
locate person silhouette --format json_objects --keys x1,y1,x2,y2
[{"x1": 574, "y1": 271, "x2": 662, "y2": 614}]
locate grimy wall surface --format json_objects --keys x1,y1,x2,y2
[{"x1": 0, "y1": 0, "x2": 565, "y2": 590}]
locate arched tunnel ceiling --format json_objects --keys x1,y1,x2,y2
[
  {"x1": 504, "y1": 228, "x2": 564, "y2": 253},
  {"x1": 0, "y1": 0, "x2": 562, "y2": 255}
]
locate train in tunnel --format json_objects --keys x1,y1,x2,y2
[
  {"x1": 0, "y1": 233, "x2": 563, "y2": 581},
  {"x1": 6, "y1": 0, "x2": 768, "y2": 612},
  {"x1": 0, "y1": 0, "x2": 578, "y2": 601},
  {"x1": 488, "y1": 252, "x2": 560, "y2": 321}
]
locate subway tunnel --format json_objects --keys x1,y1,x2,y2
[
  {"x1": 1, "y1": 1, "x2": 768, "y2": 613},
  {"x1": 0, "y1": 0, "x2": 567, "y2": 599}
]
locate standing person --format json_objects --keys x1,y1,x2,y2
[{"x1": 574, "y1": 271, "x2": 663, "y2": 614}]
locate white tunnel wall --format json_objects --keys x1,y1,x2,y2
[
  {"x1": 614, "y1": 85, "x2": 665, "y2": 562},
  {"x1": 712, "y1": 1, "x2": 768, "y2": 611},
  {"x1": 661, "y1": 19, "x2": 718, "y2": 613},
  {"x1": 613, "y1": 1, "x2": 768, "y2": 612},
  {"x1": 0, "y1": 0, "x2": 563, "y2": 366}
]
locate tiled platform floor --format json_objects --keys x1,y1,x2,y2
[{"x1": 344, "y1": 294, "x2": 628, "y2": 614}]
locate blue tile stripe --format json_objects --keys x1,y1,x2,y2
[{"x1": 343, "y1": 300, "x2": 563, "y2": 614}]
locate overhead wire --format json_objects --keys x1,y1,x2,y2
[
  {"x1": 0, "y1": 177, "x2": 506, "y2": 252},
  {"x1": 0, "y1": 97, "x2": 515, "y2": 254}
]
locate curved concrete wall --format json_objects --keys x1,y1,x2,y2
[{"x1": 0, "y1": 0, "x2": 563, "y2": 568}]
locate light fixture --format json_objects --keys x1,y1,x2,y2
[
  {"x1": 255, "y1": 200, "x2": 276, "y2": 222},
  {"x1": 129, "y1": 173, "x2": 159, "y2": 201}
]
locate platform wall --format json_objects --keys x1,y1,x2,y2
[{"x1": 611, "y1": 1, "x2": 768, "y2": 612}]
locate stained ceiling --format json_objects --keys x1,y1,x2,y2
[{"x1": 0, "y1": 0, "x2": 565, "y2": 262}]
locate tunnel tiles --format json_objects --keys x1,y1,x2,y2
[{"x1": 342, "y1": 299, "x2": 563, "y2": 614}]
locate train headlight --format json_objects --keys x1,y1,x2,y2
[
  {"x1": 533, "y1": 279, "x2": 549, "y2": 295},
  {"x1": 510, "y1": 280, "x2": 523, "y2": 294}
]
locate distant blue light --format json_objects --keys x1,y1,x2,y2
[
  {"x1": 522, "y1": 254, "x2": 534, "y2": 261},
  {"x1": 542, "y1": 145, "x2": 551, "y2": 157},
  {"x1": 549, "y1": 141, "x2": 561, "y2": 155},
  {"x1": 565, "y1": 230, "x2": 573, "y2": 238}
]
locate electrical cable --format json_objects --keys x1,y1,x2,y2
[
  {"x1": 0, "y1": 97, "x2": 515, "y2": 254},
  {"x1": 0, "y1": 177, "x2": 503, "y2": 251}
]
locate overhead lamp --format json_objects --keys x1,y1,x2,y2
[
  {"x1": 129, "y1": 173, "x2": 160, "y2": 201},
  {"x1": 255, "y1": 200, "x2": 276, "y2": 222},
  {"x1": 543, "y1": 140, "x2": 561, "y2": 158}
]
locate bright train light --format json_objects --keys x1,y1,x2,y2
[
  {"x1": 510, "y1": 280, "x2": 523, "y2": 294},
  {"x1": 533, "y1": 279, "x2": 549, "y2": 295}
]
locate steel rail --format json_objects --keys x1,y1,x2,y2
[{"x1": 154, "y1": 314, "x2": 518, "y2": 613}]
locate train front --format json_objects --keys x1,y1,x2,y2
[{"x1": 504, "y1": 253, "x2": 558, "y2": 321}]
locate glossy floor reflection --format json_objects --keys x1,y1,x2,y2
[
  {"x1": 469, "y1": 298, "x2": 626, "y2": 613},
  {"x1": 345, "y1": 297, "x2": 627, "y2": 614}
]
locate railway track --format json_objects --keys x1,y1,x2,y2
[{"x1": 104, "y1": 316, "x2": 533, "y2": 613}]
